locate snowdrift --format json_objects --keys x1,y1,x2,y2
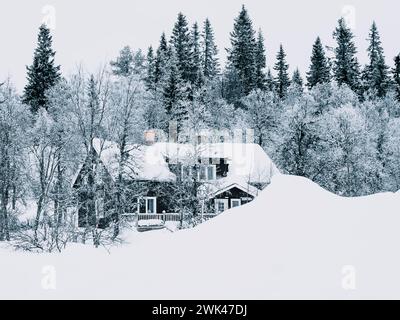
[{"x1": 1, "y1": 175, "x2": 400, "y2": 299}]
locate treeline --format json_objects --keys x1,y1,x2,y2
[
  {"x1": 137, "y1": 5, "x2": 400, "y2": 196},
  {"x1": 1, "y1": 5, "x2": 400, "y2": 249}
]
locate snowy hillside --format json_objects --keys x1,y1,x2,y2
[{"x1": 1, "y1": 174, "x2": 400, "y2": 299}]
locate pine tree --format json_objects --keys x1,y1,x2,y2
[
  {"x1": 393, "y1": 54, "x2": 400, "y2": 101},
  {"x1": 307, "y1": 37, "x2": 331, "y2": 88},
  {"x1": 265, "y1": 69, "x2": 275, "y2": 92},
  {"x1": 254, "y1": 30, "x2": 267, "y2": 90},
  {"x1": 163, "y1": 52, "x2": 185, "y2": 116},
  {"x1": 202, "y1": 18, "x2": 219, "y2": 80},
  {"x1": 292, "y1": 68, "x2": 304, "y2": 91},
  {"x1": 110, "y1": 46, "x2": 134, "y2": 77},
  {"x1": 362, "y1": 22, "x2": 390, "y2": 98},
  {"x1": 332, "y1": 18, "x2": 360, "y2": 93},
  {"x1": 222, "y1": 66, "x2": 244, "y2": 105},
  {"x1": 154, "y1": 33, "x2": 170, "y2": 85},
  {"x1": 159, "y1": 32, "x2": 169, "y2": 52},
  {"x1": 190, "y1": 22, "x2": 203, "y2": 87},
  {"x1": 23, "y1": 24, "x2": 61, "y2": 113},
  {"x1": 227, "y1": 5, "x2": 257, "y2": 95},
  {"x1": 145, "y1": 46, "x2": 156, "y2": 90},
  {"x1": 132, "y1": 49, "x2": 146, "y2": 75},
  {"x1": 274, "y1": 44, "x2": 290, "y2": 98},
  {"x1": 170, "y1": 13, "x2": 192, "y2": 82}
]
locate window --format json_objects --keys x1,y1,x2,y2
[
  {"x1": 199, "y1": 165, "x2": 216, "y2": 181},
  {"x1": 146, "y1": 197, "x2": 157, "y2": 214},
  {"x1": 215, "y1": 199, "x2": 228, "y2": 213},
  {"x1": 137, "y1": 197, "x2": 157, "y2": 214},
  {"x1": 207, "y1": 166, "x2": 216, "y2": 180},
  {"x1": 199, "y1": 166, "x2": 207, "y2": 181},
  {"x1": 231, "y1": 199, "x2": 241, "y2": 208}
]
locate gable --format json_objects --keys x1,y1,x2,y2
[
  {"x1": 211, "y1": 183, "x2": 258, "y2": 199},
  {"x1": 72, "y1": 152, "x2": 114, "y2": 189}
]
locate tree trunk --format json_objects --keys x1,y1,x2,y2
[
  {"x1": 54, "y1": 161, "x2": 64, "y2": 250},
  {"x1": 2, "y1": 192, "x2": 10, "y2": 241},
  {"x1": 0, "y1": 196, "x2": 5, "y2": 241},
  {"x1": 113, "y1": 188, "x2": 121, "y2": 240},
  {"x1": 34, "y1": 194, "x2": 44, "y2": 244}
]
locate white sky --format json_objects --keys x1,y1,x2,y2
[{"x1": 0, "y1": 0, "x2": 399, "y2": 92}]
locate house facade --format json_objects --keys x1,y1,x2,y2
[{"x1": 72, "y1": 139, "x2": 279, "y2": 228}]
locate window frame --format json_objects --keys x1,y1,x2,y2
[
  {"x1": 137, "y1": 196, "x2": 157, "y2": 214},
  {"x1": 145, "y1": 197, "x2": 157, "y2": 214},
  {"x1": 230, "y1": 198, "x2": 242, "y2": 208},
  {"x1": 198, "y1": 164, "x2": 217, "y2": 182},
  {"x1": 215, "y1": 199, "x2": 228, "y2": 213}
]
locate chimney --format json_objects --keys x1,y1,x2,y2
[{"x1": 144, "y1": 130, "x2": 156, "y2": 145}]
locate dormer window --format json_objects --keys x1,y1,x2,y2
[
  {"x1": 199, "y1": 165, "x2": 216, "y2": 181},
  {"x1": 181, "y1": 164, "x2": 216, "y2": 181}
]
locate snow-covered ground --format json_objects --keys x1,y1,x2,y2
[{"x1": 1, "y1": 174, "x2": 400, "y2": 299}]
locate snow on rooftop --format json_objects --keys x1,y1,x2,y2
[
  {"x1": 92, "y1": 139, "x2": 279, "y2": 184},
  {"x1": 92, "y1": 139, "x2": 175, "y2": 182},
  {"x1": 151, "y1": 142, "x2": 280, "y2": 183}
]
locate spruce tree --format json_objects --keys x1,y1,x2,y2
[
  {"x1": 154, "y1": 33, "x2": 170, "y2": 84},
  {"x1": 332, "y1": 18, "x2": 360, "y2": 93},
  {"x1": 170, "y1": 13, "x2": 192, "y2": 82},
  {"x1": 227, "y1": 5, "x2": 257, "y2": 95},
  {"x1": 222, "y1": 66, "x2": 244, "y2": 106},
  {"x1": 274, "y1": 44, "x2": 290, "y2": 98},
  {"x1": 202, "y1": 18, "x2": 219, "y2": 80},
  {"x1": 254, "y1": 30, "x2": 267, "y2": 90},
  {"x1": 159, "y1": 32, "x2": 168, "y2": 52},
  {"x1": 307, "y1": 37, "x2": 331, "y2": 88},
  {"x1": 393, "y1": 54, "x2": 400, "y2": 101},
  {"x1": 265, "y1": 69, "x2": 275, "y2": 92},
  {"x1": 292, "y1": 68, "x2": 304, "y2": 91},
  {"x1": 190, "y1": 22, "x2": 203, "y2": 87},
  {"x1": 362, "y1": 22, "x2": 390, "y2": 97},
  {"x1": 110, "y1": 46, "x2": 134, "y2": 77},
  {"x1": 163, "y1": 52, "x2": 185, "y2": 116},
  {"x1": 23, "y1": 24, "x2": 61, "y2": 113},
  {"x1": 132, "y1": 49, "x2": 146, "y2": 75},
  {"x1": 145, "y1": 46, "x2": 156, "y2": 90}
]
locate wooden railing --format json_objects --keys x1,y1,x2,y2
[{"x1": 122, "y1": 213, "x2": 217, "y2": 222}]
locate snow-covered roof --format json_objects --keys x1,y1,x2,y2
[
  {"x1": 92, "y1": 139, "x2": 175, "y2": 182},
  {"x1": 91, "y1": 139, "x2": 279, "y2": 185},
  {"x1": 152, "y1": 142, "x2": 279, "y2": 184}
]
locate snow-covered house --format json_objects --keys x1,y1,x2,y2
[{"x1": 72, "y1": 138, "x2": 279, "y2": 227}]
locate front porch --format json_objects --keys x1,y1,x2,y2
[{"x1": 122, "y1": 212, "x2": 218, "y2": 222}]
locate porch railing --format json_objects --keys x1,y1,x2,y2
[{"x1": 122, "y1": 213, "x2": 218, "y2": 222}]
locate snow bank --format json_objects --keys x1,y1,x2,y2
[{"x1": 1, "y1": 175, "x2": 400, "y2": 299}]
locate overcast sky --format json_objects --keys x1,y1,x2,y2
[{"x1": 0, "y1": 0, "x2": 399, "y2": 92}]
